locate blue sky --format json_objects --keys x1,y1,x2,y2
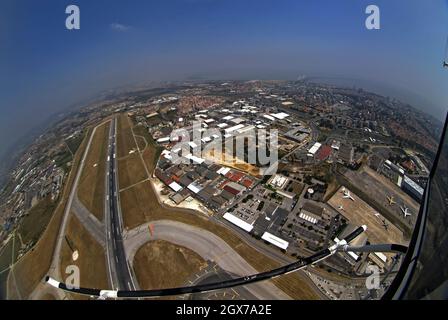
[{"x1": 1, "y1": 0, "x2": 448, "y2": 159}]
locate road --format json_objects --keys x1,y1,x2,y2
[
  {"x1": 104, "y1": 117, "x2": 136, "y2": 291},
  {"x1": 123, "y1": 220, "x2": 291, "y2": 300},
  {"x1": 27, "y1": 122, "x2": 101, "y2": 300}
]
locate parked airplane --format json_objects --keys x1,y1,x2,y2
[
  {"x1": 401, "y1": 205, "x2": 412, "y2": 217},
  {"x1": 342, "y1": 190, "x2": 355, "y2": 201},
  {"x1": 338, "y1": 205, "x2": 345, "y2": 211},
  {"x1": 387, "y1": 195, "x2": 396, "y2": 206}
]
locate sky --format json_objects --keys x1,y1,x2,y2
[{"x1": 1, "y1": 0, "x2": 448, "y2": 160}]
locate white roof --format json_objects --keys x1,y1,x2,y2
[
  {"x1": 185, "y1": 153, "x2": 205, "y2": 164},
  {"x1": 270, "y1": 112, "x2": 289, "y2": 120},
  {"x1": 263, "y1": 114, "x2": 275, "y2": 121},
  {"x1": 261, "y1": 232, "x2": 289, "y2": 250},
  {"x1": 299, "y1": 212, "x2": 318, "y2": 224},
  {"x1": 162, "y1": 150, "x2": 172, "y2": 161},
  {"x1": 187, "y1": 182, "x2": 203, "y2": 194},
  {"x1": 270, "y1": 174, "x2": 288, "y2": 188},
  {"x1": 204, "y1": 118, "x2": 215, "y2": 123},
  {"x1": 172, "y1": 147, "x2": 182, "y2": 153},
  {"x1": 157, "y1": 137, "x2": 170, "y2": 143},
  {"x1": 217, "y1": 123, "x2": 229, "y2": 128},
  {"x1": 217, "y1": 167, "x2": 231, "y2": 175},
  {"x1": 168, "y1": 181, "x2": 183, "y2": 192},
  {"x1": 223, "y1": 115, "x2": 234, "y2": 121},
  {"x1": 188, "y1": 141, "x2": 198, "y2": 149},
  {"x1": 231, "y1": 117, "x2": 245, "y2": 124},
  {"x1": 223, "y1": 212, "x2": 254, "y2": 232},
  {"x1": 308, "y1": 142, "x2": 322, "y2": 155}
]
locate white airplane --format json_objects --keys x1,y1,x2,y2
[
  {"x1": 342, "y1": 190, "x2": 355, "y2": 201},
  {"x1": 338, "y1": 205, "x2": 345, "y2": 211},
  {"x1": 374, "y1": 213, "x2": 380, "y2": 217},
  {"x1": 386, "y1": 195, "x2": 396, "y2": 206},
  {"x1": 401, "y1": 205, "x2": 412, "y2": 217}
]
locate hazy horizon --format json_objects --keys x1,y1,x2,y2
[{"x1": 1, "y1": 0, "x2": 448, "y2": 162}]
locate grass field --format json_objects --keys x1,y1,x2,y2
[
  {"x1": 6, "y1": 129, "x2": 90, "y2": 299},
  {"x1": 135, "y1": 135, "x2": 147, "y2": 151},
  {"x1": 117, "y1": 153, "x2": 148, "y2": 190},
  {"x1": 0, "y1": 235, "x2": 20, "y2": 299},
  {"x1": 118, "y1": 114, "x2": 321, "y2": 299},
  {"x1": 40, "y1": 293, "x2": 57, "y2": 300},
  {"x1": 117, "y1": 114, "x2": 137, "y2": 158},
  {"x1": 59, "y1": 214, "x2": 109, "y2": 296},
  {"x1": 17, "y1": 196, "x2": 57, "y2": 246},
  {"x1": 77, "y1": 121, "x2": 110, "y2": 221},
  {"x1": 131, "y1": 123, "x2": 163, "y2": 173},
  {"x1": 133, "y1": 240, "x2": 207, "y2": 289}
]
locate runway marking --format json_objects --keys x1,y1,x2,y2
[{"x1": 119, "y1": 178, "x2": 149, "y2": 193}]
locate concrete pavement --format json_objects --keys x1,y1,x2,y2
[{"x1": 123, "y1": 219, "x2": 291, "y2": 300}]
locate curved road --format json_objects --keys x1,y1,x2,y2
[{"x1": 123, "y1": 220, "x2": 291, "y2": 300}]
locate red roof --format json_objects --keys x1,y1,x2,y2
[
  {"x1": 241, "y1": 178, "x2": 253, "y2": 188},
  {"x1": 224, "y1": 185, "x2": 241, "y2": 195},
  {"x1": 225, "y1": 170, "x2": 245, "y2": 182}
]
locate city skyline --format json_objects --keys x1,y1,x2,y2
[{"x1": 1, "y1": 0, "x2": 448, "y2": 160}]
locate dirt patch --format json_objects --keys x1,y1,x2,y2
[
  {"x1": 133, "y1": 240, "x2": 207, "y2": 289},
  {"x1": 59, "y1": 214, "x2": 109, "y2": 298}
]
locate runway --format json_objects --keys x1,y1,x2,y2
[{"x1": 104, "y1": 117, "x2": 135, "y2": 291}]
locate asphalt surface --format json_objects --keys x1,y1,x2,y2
[
  {"x1": 123, "y1": 220, "x2": 291, "y2": 300},
  {"x1": 104, "y1": 118, "x2": 135, "y2": 291},
  {"x1": 71, "y1": 195, "x2": 105, "y2": 247},
  {"x1": 48, "y1": 226, "x2": 366, "y2": 298}
]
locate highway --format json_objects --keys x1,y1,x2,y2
[{"x1": 104, "y1": 118, "x2": 135, "y2": 291}]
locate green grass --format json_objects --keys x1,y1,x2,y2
[
  {"x1": 17, "y1": 196, "x2": 57, "y2": 246},
  {"x1": 0, "y1": 234, "x2": 20, "y2": 299},
  {"x1": 66, "y1": 131, "x2": 85, "y2": 155}
]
